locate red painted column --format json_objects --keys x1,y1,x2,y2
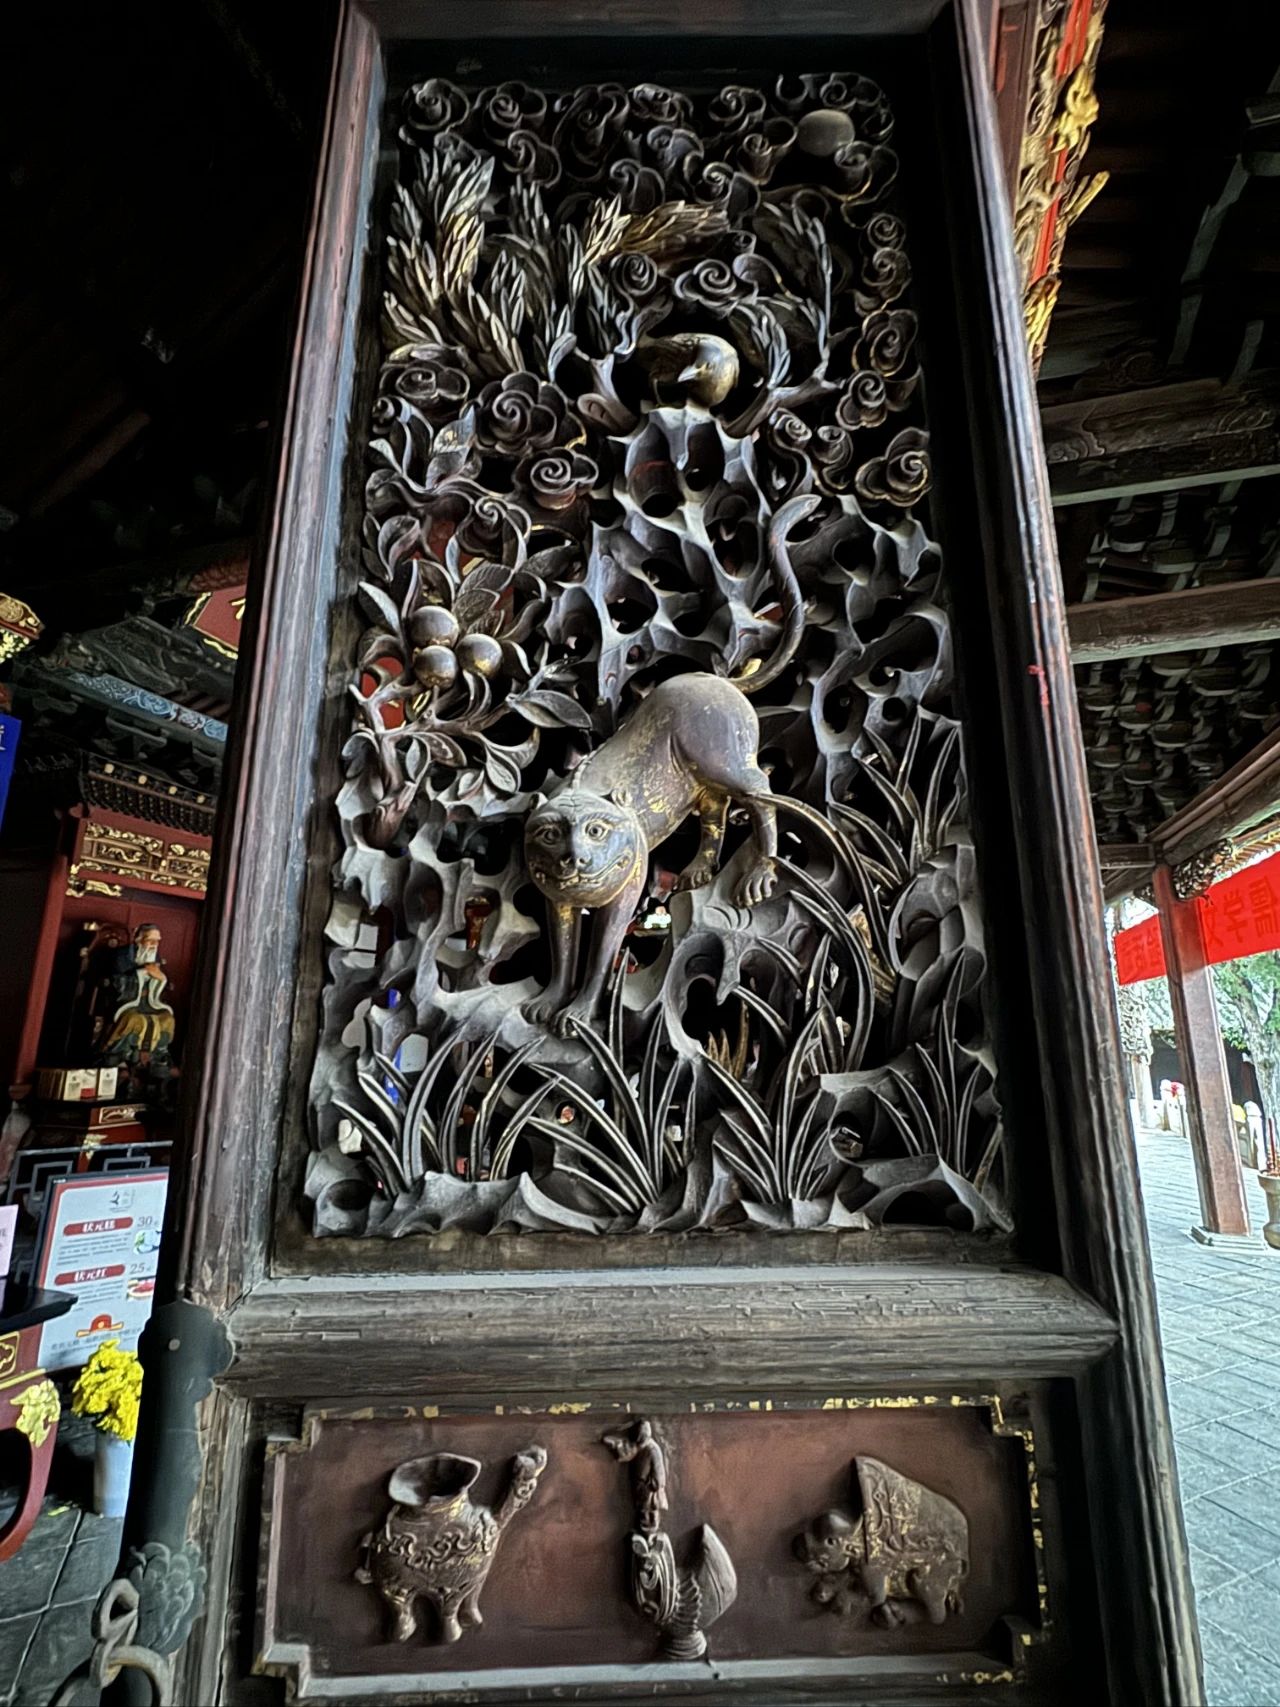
[{"x1": 1153, "y1": 864, "x2": 1251, "y2": 1237}]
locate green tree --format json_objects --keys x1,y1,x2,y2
[{"x1": 1214, "y1": 951, "x2": 1280, "y2": 1142}]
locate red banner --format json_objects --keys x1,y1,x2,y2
[{"x1": 1114, "y1": 849, "x2": 1280, "y2": 984}]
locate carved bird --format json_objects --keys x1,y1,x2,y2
[{"x1": 635, "y1": 334, "x2": 739, "y2": 408}]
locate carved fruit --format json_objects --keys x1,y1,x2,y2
[
  {"x1": 413, "y1": 645, "x2": 459, "y2": 690},
  {"x1": 456, "y1": 633, "x2": 503, "y2": 677},
  {"x1": 409, "y1": 605, "x2": 460, "y2": 648},
  {"x1": 796, "y1": 108, "x2": 855, "y2": 157}
]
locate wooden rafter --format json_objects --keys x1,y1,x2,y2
[
  {"x1": 1067, "y1": 576, "x2": 1280, "y2": 663},
  {"x1": 1152, "y1": 723, "x2": 1280, "y2": 869}
]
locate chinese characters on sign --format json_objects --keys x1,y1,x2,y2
[
  {"x1": 35, "y1": 1170, "x2": 168, "y2": 1369},
  {"x1": 1114, "y1": 851, "x2": 1280, "y2": 985}
]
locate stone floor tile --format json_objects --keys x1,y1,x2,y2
[
  {"x1": 1173, "y1": 1439, "x2": 1252, "y2": 1503},
  {"x1": 1179, "y1": 1368, "x2": 1280, "y2": 1421},
  {"x1": 0, "y1": 1617, "x2": 38, "y2": 1701},
  {"x1": 1168, "y1": 1378, "x2": 1262, "y2": 1430},
  {"x1": 1199, "y1": 1615, "x2": 1280, "y2": 1707},
  {"x1": 0, "y1": 1505, "x2": 78, "y2": 1619},
  {"x1": 1182, "y1": 1419, "x2": 1280, "y2": 1481},
  {"x1": 49, "y1": 1514, "x2": 120, "y2": 1608},
  {"x1": 10, "y1": 1598, "x2": 96, "y2": 1707},
  {"x1": 1197, "y1": 1574, "x2": 1280, "y2": 1672},
  {"x1": 1192, "y1": 1493, "x2": 1280, "y2": 1578},
  {"x1": 1189, "y1": 1545, "x2": 1245, "y2": 1596},
  {"x1": 1207, "y1": 1475, "x2": 1280, "y2": 1542}
]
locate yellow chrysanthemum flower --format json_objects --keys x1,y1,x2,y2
[{"x1": 70, "y1": 1340, "x2": 143, "y2": 1443}]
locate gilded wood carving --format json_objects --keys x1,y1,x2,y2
[
  {"x1": 307, "y1": 71, "x2": 1005, "y2": 1238},
  {"x1": 794, "y1": 1455, "x2": 968, "y2": 1627},
  {"x1": 602, "y1": 1417, "x2": 737, "y2": 1659},
  {"x1": 355, "y1": 1446, "x2": 547, "y2": 1643}
]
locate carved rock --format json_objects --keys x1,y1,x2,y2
[
  {"x1": 356, "y1": 1446, "x2": 547, "y2": 1643},
  {"x1": 794, "y1": 1455, "x2": 968, "y2": 1627}
]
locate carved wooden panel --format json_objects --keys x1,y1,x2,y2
[
  {"x1": 304, "y1": 64, "x2": 1007, "y2": 1244},
  {"x1": 257, "y1": 1397, "x2": 1054, "y2": 1698}
]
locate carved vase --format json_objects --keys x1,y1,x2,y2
[
  {"x1": 1258, "y1": 1173, "x2": 1280, "y2": 1250},
  {"x1": 356, "y1": 1446, "x2": 546, "y2": 1644}
]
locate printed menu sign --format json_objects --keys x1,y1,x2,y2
[{"x1": 35, "y1": 1170, "x2": 168, "y2": 1369}]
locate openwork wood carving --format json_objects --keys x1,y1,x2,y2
[
  {"x1": 307, "y1": 70, "x2": 1005, "y2": 1237},
  {"x1": 602, "y1": 1418, "x2": 737, "y2": 1659},
  {"x1": 355, "y1": 1446, "x2": 547, "y2": 1643},
  {"x1": 794, "y1": 1456, "x2": 968, "y2": 1627}
]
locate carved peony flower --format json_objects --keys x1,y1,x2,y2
[
  {"x1": 835, "y1": 371, "x2": 889, "y2": 431},
  {"x1": 833, "y1": 140, "x2": 899, "y2": 204},
  {"x1": 852, "y1": 308, "x2": 918, "y2": 379},
  {"x1": 673, "y1": 258, "x2": 740, "y2": 315},
  {"x1": 767, "y1": 410, "x2": 813, "y2": 455},
  {"x1": 865, "y1": 211, "x2": 906, "y2": 252},
  {"x1": 389, "y1": 347, "x2": 471, "y2": 417},
  {"x1": 504, "y1": 128, "x2": 561, "y2": 186},
  {"x1": 629, "y1": 83, "x2": 692, "y2": 127},
  {"x1": 735, "y1": 120, "x2": 796, "y2": 185},
  {"x1": 516, "y1": 449, "x2": 599, "y2": 511},
  {"x1": 554, "y1": 83, "x2": 630, "y2": 179},
  {"x1": 606, "y1": 157, "x2": 666, "y2": 213},
  {"x1": 708, "y1": 84, "x2": 768, "y2": 135},
  {"x1": 645, "y1": 124, "x2": 702, "y2": 176},
  {"x1": 475, "y1": 373, "x2": 570, "y2": 454},
  {"x1": 680, "y1": 151, "x2": 743, "y2": 209},
  {"x1": 812, "y1": 424, "x2": 858, "y2": 492},
  {"x1": 476, "y1": 81, "x2": 547, "y2": 143},
  {"x1": 859, "y1": 244, "x2": 911, "y2": 309},
  {"x1": 854, "y1": 427, "x2": 931, "y2": 509},
  {"x1": 606, "y1": 253, "x2": 659, "y2": 305},
  {"x1": 403, "y1": 78, "x2": 469, "y2": 137}
]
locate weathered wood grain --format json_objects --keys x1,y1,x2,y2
[
  {"x1": 924, "y1": 3, "x2": 1200, "y2": 1701},
  {"x1": 224, "y1": 1266, "x2": 1117, "y2": 1397},
  {"x1": 1067, "y1": 577, "x2": 1280, "y2": 664}
]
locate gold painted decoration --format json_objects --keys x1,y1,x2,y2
[
  {"x1": 1014, "y1": 0, "x2": 1109, "y2": 370},
  {"x1": 0, "y1": 592, "x2": 42, "y2": 664},
  {"x1": 15, "y1": 1377, "x2": 61, "y2": 1448},
  {"x1": 71, "y1": 822, "x2": 211, "y2": 896}
]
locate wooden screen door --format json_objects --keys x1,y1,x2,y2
[{"x1": 90, "y1": 4, "x2": 1199, "y2": 1704}]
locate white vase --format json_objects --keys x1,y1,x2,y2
[{"x1": 93, "y1": 1431, "x2": 135, "y2": 1518}]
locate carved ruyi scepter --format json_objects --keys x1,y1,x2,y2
[
  {"x1": 356, "y1": 1445, "x2": 547, "y2": 1644},
  {"x1": 601, "y1": 1418, "x2": 737, "y2": 1660}
]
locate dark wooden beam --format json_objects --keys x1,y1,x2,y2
[
  {"x1": 1097, "y1": 842, "x2": 1155, "y2": 871},
  {"x1": 1042, "y1": 376, "x2": 1280, "y2": 507},
  {"x1": 1068, "y1": 577, "x2": 1280, "y2": 663},
  {"x1": 1153, "y1": 724, "x2": 1280, "y2": 868}
]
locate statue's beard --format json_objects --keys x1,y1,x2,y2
[{"x1": 136, "y1": 947, "x2": 158, "y2": 964}]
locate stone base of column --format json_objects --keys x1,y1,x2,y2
[{"x1": 1190, "y1": 1226, "x2": 1264, "y2": 1250}]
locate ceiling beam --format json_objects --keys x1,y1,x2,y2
[
  {"x1": 1042, "y1": 376, "x2": 1280, "y2": 508},
  {"x1": 1152, "y1": 724, "x2": 1280, "y2": 869},
  {"x1": 1068, "y1": 577, "x2": 1280, "y2": 663}
]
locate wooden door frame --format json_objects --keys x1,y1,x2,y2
[{"x1": 128, "y1": 4, "x2": 1200, "y2": 1702}]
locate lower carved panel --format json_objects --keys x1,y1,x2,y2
[{"x1": 255, "y1": 1395, "x2": 1066, "y2": 1701}]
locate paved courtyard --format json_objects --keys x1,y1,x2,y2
[{"x1": 1138, "y1": 1127, "x2": 1280, "y2": 1707}]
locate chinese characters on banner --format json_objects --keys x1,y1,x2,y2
[
  {"x1": 35, "y1": 1170, "x2": 168, "y2": 1369},
  {"x1": 1114, "y1": 850, "x2": 1280, "y2": 985}
]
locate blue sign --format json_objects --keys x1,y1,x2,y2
[{"x1": 0, "y1": 712, "x2": 21, "y2": 831}]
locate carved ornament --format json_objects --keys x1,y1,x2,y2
[
  {"x1": 71, "y1": 822, "x2": 211, "y2": 897},
  {"x1": 602, "y1": 1417, "x2": 737, "y2": 1659},
  {"x1": 1014, "y1": 0, "x2": 1109, "y2": 370},
  {"x1": 308, "y1": 70, "x2": 1004, "y2": 1240},
  {"x1": 794, "y1": 1455, "x2": 968, "y2": 1627},
  {"x1": 356, "y1": 1446, "x2": 547, "y2": 1643},
  {"x1": 0, "y1": 592, "x2": 42, "y2": 664}
]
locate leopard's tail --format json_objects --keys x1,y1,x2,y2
[{"x1": 732, "y1": 493, "x2": 819, "y2": 695}]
